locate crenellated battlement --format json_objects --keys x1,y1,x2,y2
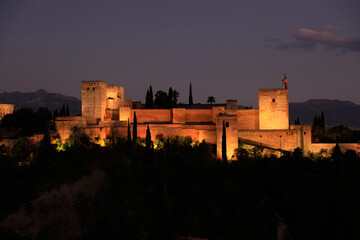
[{"x1": 81, "y1": 80, "x2": 106, "y2": 86}]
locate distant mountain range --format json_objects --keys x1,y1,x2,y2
[
  {"x1": 0, "y1": 89, "x2": 81, "y2": 115},
  {"x1": 289, "y1": 99, "x2": 360, "y2": 129},
  {"x1": 0, "y1": 90, "x2": 359, "y2": 128}
]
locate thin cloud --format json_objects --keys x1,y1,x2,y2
[{"x1": 268, "y1": 26, "x2": 360, "y2": 53}]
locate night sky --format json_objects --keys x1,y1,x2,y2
[{"x1": 1, "y1": 0, "x2": 359, "y2": 107}]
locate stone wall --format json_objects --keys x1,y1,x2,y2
[
  {"x1": 238, "y1": 129, "x2": 302, "y2": 152},
  {"x1": 185, "y1": 109, "x2": 212, "y2": 123},
  {"x1": 131, "y1": 109, "x2": 171, "y2": 123},
  {"x1": 0, "y1": 103, "x2": 14, "y2": 120},
  {"x1": 237, "y1": 109, "x2": 259, "y2": 130},
  {"x1": 259, "y1": 89, "x2": 289, "y2": 130},
  {"x1": 55, "y1": 116, "x2": 87, "y2": 141}
]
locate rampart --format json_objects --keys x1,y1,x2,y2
[
  {"x1": 54, "y1": 81, "x2": 360, "y2": 159},
  {"x1": 0, "y1": 103, "x2": 14, "y2": 120}
]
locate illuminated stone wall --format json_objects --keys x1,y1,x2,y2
[
  {"x1": 237, "y1": 109, "x2": 259, "y2": 130},
  {"x1": 0, "y1": 103, "x2": 14, "y2": 120},
  {"x1": 171, "y1": 108, "x2": 186, "y2": 124},
  {"x1": 130, "y1": 109, "x2": 171, "y2": 123},
  {"x1": 259, "y1": 89, "x2": 289, "y2": 130},
  {"x1": 55, "y1": 116, "x2": 87, "y2": 141},
  {"x1": 238, "y1": 129, "x2": 301, "y2": 152},
  {"x1": 106, "y1": 85, "x2": 124, "y2": 110},
  {"x1": 185, "y1": 109, "x2": 212, "y2": 123},
  {"x1": 81, "y1": 81, "x2": 107, "y2": 123}
]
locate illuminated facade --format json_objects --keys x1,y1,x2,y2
[
  {"x1": 55, "y1": 81, "x2": 360, "y2": 159},
  {"x1": 0, "y1": 103, "x2": 14, "y2": 120}
]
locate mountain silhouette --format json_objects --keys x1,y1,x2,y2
[
  {"x1": 0, "y1": 90, "x2": 81, "y2": 115},
  {"x1": 290, "y1": 99, "x2": 360, "y2": 129}
]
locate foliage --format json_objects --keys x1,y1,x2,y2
[
  {"x1": 1, "y1": 134, "x2": 360, "y2": 239},
  {"x1": 1, "y1": 107, "x2": 52, "y2": 136},
  {"x1": 325, "y1": 124, "x2": 353, "y2": 143},
  {"x1": 207, "y1": 96, "x2": 215, "y2": 105},
  {"x1": 154, "y1": 90, "x2": 169, "y2": 108},
  {"x1": 312, "y1": 112, "x2": 325, "y2": 142}
]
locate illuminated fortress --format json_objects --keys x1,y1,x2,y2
[{"x1": 55, "y1": 81, "x2": 359, "y2": 158}]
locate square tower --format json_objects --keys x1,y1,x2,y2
[
  {"x1": 81, "y1": 81, "x2": 108, "y2": 123},
  {"x1": 258, "y1": 89, "x2": 289, "y2": 130}
]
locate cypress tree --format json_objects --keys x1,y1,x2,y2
[
  {"x1": 61, "y1": 104, "x2": 66, "y2": 116},
  {"x1": 66, "y1": 105, "x2": 70, "y2": 116},
  {"x1": 127, "y1": 118, "x2": 131, "y2": 143},
  {"x1": 189, "y1": 82, "x2": 193, "y2": 105},
  {"x1": 146, "y1": 124, "x2": 151, "y2": 149},
  {"x1": 149, "y1": 85, "x2": 154, "y2": 108},
  {"x1": 321, "y1": 111, "x2": 325, "y2": 130},
  {"x1": 222, "y1": 121, "x2": 227, "y2": 162},
  {"x1": 133, "y1": 112, "x2": 137, "y2": 143},
  {"x1": 168, "y1": 87, "x2": 173, "y2": 108},
  {"x1": 145, "y1": 89, "x2": 150, "y2": 108}
]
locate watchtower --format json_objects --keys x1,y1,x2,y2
[
  {"x1": 258, "y1": 89, "x2": 289, "y2": 130},
  {"x1": 81, "y1": 81, "x2": 107, "y2": 123}
]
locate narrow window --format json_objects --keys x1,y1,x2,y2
[
  {"x1": 226, "y1": 122, "x2": 229, "y2": 127},
  {"x1": 93, "y1": 87, "x2": 95, "y2": 90},
  {"x1": 272, "y1": 99, "x2": 275, "y2": 102},
  {"x1": 87, "y1": 88, "x2": 89, "y2": 90},
  {"x1": 304, "y1": 132, "x2": 306, "y2": 135}
]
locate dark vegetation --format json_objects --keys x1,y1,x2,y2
[
  {"x1": 1, "y1": 131, "x2": 360, "y2": 239},
  {"x1": 311, "y1": 112, "x2": 360, "y2": 143},
  {"x1": 1, "y1": 107, "x2": 52, "y2": 137},
  {"x1": 145, "y1": 86, "x2": 179, "y2": 109}
]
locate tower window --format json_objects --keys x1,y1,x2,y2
[
  {"x1": 226, "y1": 122, "x2": 229, "y2": 127},
  {"x1": 272, "y1": 99, "x2": 275, "y2": 102},
  {"x1": 87, "y1": 88, "x2": 89, "y2": 90},
  {"x1": 304, "y1": 132, "x2": 306, "y2": 135},
  {"x1": 93, "y1": 87, "x2": 95, "y2": 90}
]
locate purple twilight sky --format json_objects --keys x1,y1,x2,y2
[{"x1": 1, "y1": 0, "x2": 359, "y2": 107}]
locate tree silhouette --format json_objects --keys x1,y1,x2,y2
[
  {"x1": 168, "y1": 87, "x2": 173, "y2": 108},
  {"x1": 146, "y1": 124, "x2": 152, "y2": 149},
  {"x1": 207, "y1": 96, "x2": 215, "y2": 105},
  {"x1": 222, "y1": 121, "x2": 227, "y2": 162},
  {"x1": 145, "y1": 86, "x2": 154, "y2": 108},
  {"x1": 127, "y1": 119, "x2": 131, "y2": 144},
  {"x1": 154, "y1": 90, "x2": 168, "y2": 108},
  {"x1": 133, "y1": 112, "x2": 137, "y2": 143},
  {"x1": 189, "y1": 82, "x2": 193, "y2": 105},
  {"x1": 66, "y1": 105, "x2": 70, "y2": 116},
  {"x1": 172, "y1": 90, "x2": 179, "y2": 106}
]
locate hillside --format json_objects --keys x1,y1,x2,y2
[
  {"x1": 0, "y1": 89, "x2": 81, "y2": 115},
  {"x1": 289, "y1": 99, "x2": 360, "y2": 129}
]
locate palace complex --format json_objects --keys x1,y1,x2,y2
[{"x1": 55, "y1": 81, "x2": 360, "y2": 158}]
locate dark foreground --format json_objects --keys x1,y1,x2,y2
[{"x1": 0, "y1": 137, "x2": 359, "y2": 240}]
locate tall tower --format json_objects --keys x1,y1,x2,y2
[
  {"x1": 81, "y1": 81, "x2": 107, "y2": 123},
  {"x1": 258, "y1": 89, "x2": 289, "y2": 129}
]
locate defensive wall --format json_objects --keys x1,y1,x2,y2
[
  {"x1": 55, "y1": 81, "x2": 360, "y2": 159},
  {"x1": 0, "y1": 103, "x2": 14, "y2": 120}
]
